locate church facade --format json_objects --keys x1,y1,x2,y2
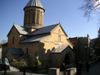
[{"x1": 2, "y1": 0, "x2": 75, "y2": 68}]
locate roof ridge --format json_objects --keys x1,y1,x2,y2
[{"x1": 42, "y1": 23, "x2": 59, "y2": 28}]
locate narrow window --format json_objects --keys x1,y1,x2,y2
[
  {"x1": 29, "y1": 13, "x2": 30, "y2": 24},
  {"x1": 25, "y1": 14, "x2": 27, "y2": 24},
  {"x1": 59, "y1": 35, "x2": 61, "y2": 42},
  {"x1": 26, "y1": 48, "x2": 28, "y2": 55},
  {"x1": 37, "y1": 13, "x2": 39, "y2": 24},
  {"x1": 40, "y1": 14, "x2": 41, "y2": 24},
  {"x1": 32, "y1": 13, "x2": 35, "y2": 23},
  {"x1": 12, "y1": 37, "x2": 14, "y2": 44}
]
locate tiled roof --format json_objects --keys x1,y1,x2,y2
[
  {"x1": 51, "y1": 44, "x2": 69, "y2": 53},
  {"x1": 20, "y1": 35, "x2": 50, "y2": 43},
  {"x1": 25, "y1": 0, "x2": 44, "y2": 10},
  {"x1": 9, "y1": 48, "x2": 24, "y2": 55}
]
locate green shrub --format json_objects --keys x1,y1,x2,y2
[{"x1": 33, "y1": 59, "x2": 41, "y2": 72}]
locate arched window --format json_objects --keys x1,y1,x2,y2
[
  {"x1": 59, "y1": 35, "x2": 61, "y2": 42},
  {"x1": 39, "y1": 12, "x2": 42, "y2": 25},
  {"x1": 28, "y1": 13, "x2": 30, "y2": 24},
  {"x1": 12, "y1": 37, "x2": 14, "y2": 44},
  {"x1": 37, "y1": 13, "x2": 39, "y2": 24},
  {"x1": 37, "y1": 10, "x2": 40, "y2": 24},
  {"x1": 32, "y1": 13, "x2": 35, "y2": 23},
  {"x1": 26, "y1": 48, "x2": 28, "y2": 55}
]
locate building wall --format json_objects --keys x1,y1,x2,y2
[
  {"x1": 24, "y1": 7, "x2": 44, "y2": 29},
  {"x1": 6, "y1": 50, "x2": 12, "y2": 61},
  {"x1": 78, "y1": 37, "x2": 88, "y2": 60},
  {"x1": 5, "y1": 24, "x2": 74, "y2": 69},
  {"x1": 69, "y1": 35, "x2": 90, "y2": 61},
  {"x1": 39, "y1": 25, "x2": 74, "y2": 68},
  {"x1": 18, "y1": 25, "x2": 74, "y2": 68},
  {"x1": 8, "y1": 27, "x2": 20, "y2": 48},
  {"x1": 61, "y1": 47, "x2": 75, "y2": 64},
  {"x1": 69, "y1": 37, "x2": 78, "y2": 59},
  {"x1": 51, "y1": 47, "x2": 75, "y2": 68},
  {"x1": 20, "y1": 42, "x2": 40, "y2": 65}
]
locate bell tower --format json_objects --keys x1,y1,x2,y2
[{"x1": 23, "y1": 0, "x2": 45, "y2": 31}]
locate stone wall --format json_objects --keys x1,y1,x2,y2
[
  {"x1": 20, "y1": 42, "x2": 40, "y2": 65},
  {"x1": 6, "y1": 50, "x2": 12, "y2": 61},
  {"x1": 24, "y1": 7, "x2": 44, "y2": 29},
  {"x1": 8, "y1": 26, "x2": 20, "y2": 48}
]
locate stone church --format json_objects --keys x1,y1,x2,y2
[{"x1": 2, "y1": 0, "x2": 75, "y2": 68}]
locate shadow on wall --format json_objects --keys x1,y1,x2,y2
[{"x1": 35, "y1": 42, "x2": 56, "y2": 69}]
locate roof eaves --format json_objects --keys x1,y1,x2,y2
[
  {"x1": 59, "y1": 24, "x2": 68, "y2": 37},
  {"x1": 20, "y1": 35, "x2": 50, "y2": 43},
  {"x1": 49, "y1": 23, "x2": 59, "y2": 32},
  {"x1": 67, "y1": 39, "x2": 74, "y2": 47},
  {"x1": 7, "y1": 24, "x2": 20, "y2": 37}
]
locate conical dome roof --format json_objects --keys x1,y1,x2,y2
[{"x1": 24, "y1": 0, "x2": 45, "y2": 10}]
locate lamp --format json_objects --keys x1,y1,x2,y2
[
  {"x1": 85, "y1": 44, "x2": 87, "y2": 49},
  {"x1": 85, "y1": 44, "x2": 87, "y2": 61}
]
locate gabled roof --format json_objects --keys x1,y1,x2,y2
[
  {"x1": 14, "y1": 24, "x2": 30, "y2": 35},
  {"x1": 31, "y1": 23, "x2": 59, "y2": 35},
  {"x1": 24, "y1": 0, "x2": 45, "y2": 10},
  {"x1": 7, "y1": 23, "x2": 67, "y2": 37},
  {"x1": 51, "y1": 44, "x2": 69, "y2": 53},
  {"x1": 8, "y1": 48, "x2": 24, "y2": 55},
  {"x1": 20, "y1": 35, "x2": 50, "y2": 43},
  {"x1": 7, "y1": 24, "x2": 30, "y2": 36}
]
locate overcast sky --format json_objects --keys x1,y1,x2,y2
[{"x1": 0, "y1": 0, "x2": 100, "y2": 42}]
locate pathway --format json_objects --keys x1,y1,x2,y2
[{"x1": 82, "y1": 62, "x2": 100, "y2": 75}]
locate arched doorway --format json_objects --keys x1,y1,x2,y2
[{"x1": 64, "y1": 54, "x2": 70, "y2": 65}]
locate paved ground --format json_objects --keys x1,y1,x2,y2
[
  {"x1": 0, "y1": 71, "x2": 47, "y2": 75},
  {"x1": 0, "y1": 62, "x2": 100, "y2": 75},
  {"x1": 82, "y1": 62, "x2": 100, "y2": 75}
]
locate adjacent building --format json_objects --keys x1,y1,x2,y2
[{"x1": 69, "y1": 34, "x2": 91, "y2": 61}]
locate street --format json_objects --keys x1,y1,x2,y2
[{"x1": 82, "y1": 62, "x2": 100, "y2": 75}]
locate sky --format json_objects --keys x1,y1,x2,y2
[{"x1": 0, "y1": 0, "x2": 100, "y2": 42}]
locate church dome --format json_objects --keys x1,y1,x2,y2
[{"x1": 24, "y1": 0, "x2": 45, "y2": 11}]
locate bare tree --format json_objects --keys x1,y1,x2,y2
[
  {"x1": 80, "y1": 0, "x2": 100, "y2": 21},
  {"x1": 0, "y1": 40, "x2": 7, "y2": 44},
  {"x1": 0, "y1": 40, "x2": 7, "y2": 48}
]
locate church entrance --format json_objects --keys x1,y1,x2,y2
[{"x1": 64, "y1": 54, "x2": 69, "y2": 65}]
